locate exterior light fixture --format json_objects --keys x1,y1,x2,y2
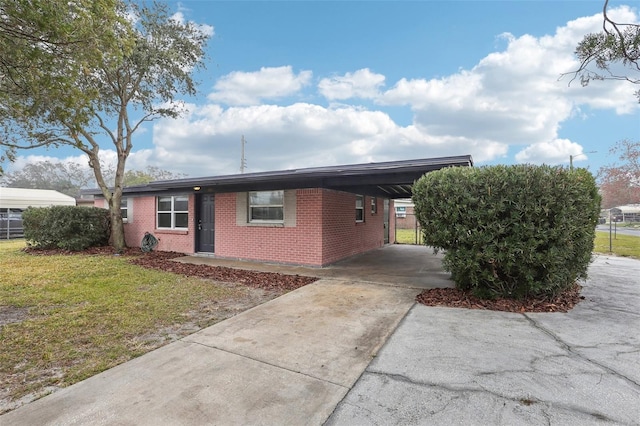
[{"x1": 193, "y1": 186, "x2": 201, "y2": 191}]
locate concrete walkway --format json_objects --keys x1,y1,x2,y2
[
  {"x1": 0, "y1": 278, "x2": 419, "y2": 425},
  {"x1": 2, "y1": 248, "x2": 639, "y2": 425}
]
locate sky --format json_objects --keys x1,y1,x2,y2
[{"x1": 3, "y1": 0, "x2": 640, "y2": 180}]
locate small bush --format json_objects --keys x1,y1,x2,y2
[
  {"x1": 23, "y1": 206, "x2": 110, "y2": 251},
  {"x1": 412, "y1": 165, "x2": 601, "y2": 299}
]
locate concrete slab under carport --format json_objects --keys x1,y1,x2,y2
[{"x1": 176, "y1": 244, "x2": 453, "y2": 290}]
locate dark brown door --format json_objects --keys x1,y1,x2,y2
[{"x1": 197, "y1": 194, "x2": 215, "y2": 253}]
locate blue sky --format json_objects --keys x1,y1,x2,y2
[{"x1": 5, "y1": 0, "x2": 640, "y2": 179}]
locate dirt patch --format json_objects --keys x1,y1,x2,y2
[
  {"x1": 416, "y1": 283, "x2": 584, "y2": 313},
  {"x1": 2, "y1": 247, "x2": 319, "y2": 415},
  {"x1": 0, "y1": 306, "x2": 30, "y2": 327}
]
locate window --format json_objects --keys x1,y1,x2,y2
[
  {"x1": 157, "y1": 196, "x2": 188, "y2": 229},
  {"x1": 249, "y1": 190, "x2": 284, "y2": 222},
  {"x1": 355, "y1": 195, "x2": 364, "y2": 222},
  {"x1": 120, "y1": 198, "x2": 129, "y2": 222},
  {"x1": 371, "y1": 197, "x2": 377, "y2": 214},
  {"x1": 395, "y1": 206, "x2": 406, "y2": 218}
]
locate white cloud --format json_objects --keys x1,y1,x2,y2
[
  {"x1": 375, "y1": 7, "x2": 639, "y2": 165},
  {"x1": 208, "y1": 66, "x2": 312, "y2": 106},
  {"x1": 170, "y1": 11, "x2": 214, "y2": 37},
  {"x1": 5, "y1": 7, "x2": 638, "y2": 180},
  {"x1": 318, "y1": 68, "x2": 386, "y2": 100},
  {"x1": 515, "y1": 139, "x2": 585, "y2": 165},
  {"x1": 143, "y1": 101, "x2": 509, "y2": 176}
]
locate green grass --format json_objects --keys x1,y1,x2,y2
[
  {"x1": 397, "y1": 228, "x2": 639, "y2": 260},
  {"x1": 594, "y1": 231, "x2": 640, "y2": 259},
  {"x1": 395, "y1": 228, "x2": 423, "y2": 245},
  {"x1": 0, "y1": 240, "x2": 247, "y2": 409}
]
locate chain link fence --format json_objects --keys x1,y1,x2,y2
[
  {"x1": 394, "y1": 211, "x2": 423, "y2": 245},
  {"x1": 0, "y1": 209, "x2": 24, "y2": 240}
]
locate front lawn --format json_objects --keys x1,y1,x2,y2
[
  {"x1": 594, "y1": 231, "x2": 640, "y2": 259},
  {"x1": 395, "y1": 228, "x2": 422, "y2": 245},
  {"x1": 0, "y1": 240, "x2": 292, "y2": 413}
]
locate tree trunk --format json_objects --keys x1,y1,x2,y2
[{"x1": 110, "y1": 208, "x2": 126, "y2": 252}]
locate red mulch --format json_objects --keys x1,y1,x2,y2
[
  {"x1": 23, "y1": 246, "x2": 317, "y2": 292},
  {"x1": 128, "y1": 255, "x2": 317, "y2": 292},
  {"x1": 416, "y1": 283, "x2": 584, "y2": 313}
]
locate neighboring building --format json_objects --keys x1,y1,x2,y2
[
  {"x1": 88, "y1": 156, "x2": 473, "y2": 266},
  {"x1": 609, "y1": 204, "x2": 640, "y2": 223},
  {"x1": 0, "y1": 188, "x2": 77, "y2": 239},
  {"x1": 394, "y1": 199, "x2": 418, "y2": 230}
]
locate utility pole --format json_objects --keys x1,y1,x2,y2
[
  {"x1": 240, "y1": 135, "x2": 247, "y2": 173},
  {"x1": 570, "y1": 151, "x2": 596, "y2": 171}
]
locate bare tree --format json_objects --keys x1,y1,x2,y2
[
  {"x1": 598, "y1": 139, "x2": 640, "y2": 208},
  {"x1": 564, "y1": 0, "x2": 640, "y2": 101}
]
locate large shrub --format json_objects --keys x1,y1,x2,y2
[
  {"x1": 23, "y1": 206, "x2": 110, "y2": 251},
  {"x1": 412, "y1": 165, "x2": 601, "y2": 299}
]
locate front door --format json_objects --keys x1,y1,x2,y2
[
  {"x1": 383, "y1": 199, "x2": 390, "y2": 244},
  {"x1": 197, "y1": 194, "x2": 215, "y2": 253}
]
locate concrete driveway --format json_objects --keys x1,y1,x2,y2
[
  {"x1": 2, "y1": 247, "x2": 639, "y2": 425},
  {"x1": 326, "y1": 254, "x2": 640, "y2": 425}
]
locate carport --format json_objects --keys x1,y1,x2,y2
[{"x1": 175, "y1": 244, "x2": 453, "y2": 290}]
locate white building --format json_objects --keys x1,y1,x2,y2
[{"x1": 0, "y1": 188, "x2": 76, "y2": 239}]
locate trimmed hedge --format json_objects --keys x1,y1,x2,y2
[
  {"x1": 23, "y1": 206, "x2": 110, "y2": 251},
  {"x1": 412, "y1": 165, "x2": 601, "y2": 299}
]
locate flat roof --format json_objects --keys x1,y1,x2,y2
[
  {"x1": 87, "y1": 155, "x2": 473, "y2": 199},
  {"x1": 0, "y1": 188, "x2": 76, "y2": 209}
]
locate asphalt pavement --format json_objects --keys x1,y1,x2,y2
[{"x1": 597, "y1": 224, "x2": 640, "y2": 237}]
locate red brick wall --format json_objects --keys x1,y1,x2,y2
[
  {"x1": 395, "y1": 205, "x2": 418, "y2": 229},
  {"x1": 95, "y1": 195, "x2": 196, "y2": 254},
  {"x1": 96, "y1": 189, "x2": 389, "y2": 265},
  {"x1": 320, "y1": 190, "x2": 385, "y2": 264},
  {"x1": 215, "y1": 190, "x2": 324, "y2": 265}
]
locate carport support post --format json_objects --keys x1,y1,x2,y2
[{"x1": 609, "y1": 218, "x2": 612, "y2": 252}]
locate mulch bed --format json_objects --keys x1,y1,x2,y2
[
  {"x1": 128, "y1": 255, "x2": 317, "y2": 292},
  {"x1": 23, "y1": 246, "x2": 318, "y2": 292},
  {"x1": 416, "y1": 283, "x2": 584, "y2": 313}
]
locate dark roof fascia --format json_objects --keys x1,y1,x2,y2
[
  {"x1": 85, "y1": 155, "x2": 473, "y2": 198},
  {"x1": 149, "y1": 155, "x2": 472, "y2": 189}
]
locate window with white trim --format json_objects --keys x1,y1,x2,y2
[
  {"x1": 157, "y1": 195, "x2": 188, "y2": 229},
  {"x1": 355, "y1": 195, "x2": 364, "y2": 222},
  {"x1": 248, "y1": 190, "x2": 284, "y2": 222},
  {"x1": 120, "y1": 198, "x2": 129, "y2": 222}
]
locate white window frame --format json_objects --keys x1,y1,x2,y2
[
  {"x1": 157, "y1": 195, "x2": 189, "y2": 229},
  {"x1": 120, "y1": 197, "x2": 129, "y2": 223},
  {"x1": 104, "y1": 198, "x2": 132, "y2": 223},
  {"x1": 248, "y1": 190, "x2": 284, "y2": 223},
  {"x1": 356, "y1": 195, "x2": 365, "y2": 222}
]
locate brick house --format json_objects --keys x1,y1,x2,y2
[{"x1": 91, "y1": 156, "x2": 472, "y2": 266}]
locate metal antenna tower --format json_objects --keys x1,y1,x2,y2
[{"x1": 240, "y1": 135, "x2": 247, "y2": 173}]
